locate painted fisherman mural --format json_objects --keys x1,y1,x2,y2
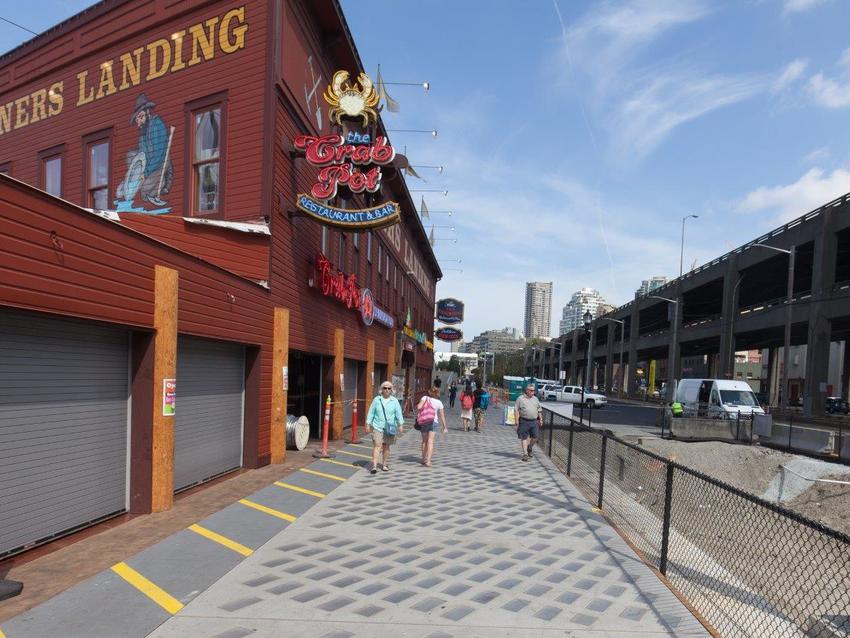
[{"x1": 115, "y1": 93, "x2": 175, "y2": 213}]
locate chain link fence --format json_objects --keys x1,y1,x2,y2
[{"x1": 543, "y1": 407, "x2": 850, "y2": 638}]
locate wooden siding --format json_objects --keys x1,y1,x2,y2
[
  {"x1": 0, "y1": 177, "x2": 274, "y2": 460},
  {"x1": 119, "y1": 214, "x2": 270, "y2": 282},
  {"x1": 0, "y1": 0, "x2": 269, "y2": 223}
]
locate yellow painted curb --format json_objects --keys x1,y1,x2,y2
[
  {"x1": 111, "y1": 562, "x2": 184, "y2": 615},
  {"x1": 274, "y1": 482, "x2": 326, "y2": 498},
  {"x1": 319, "y1": 458, "x2": 358, "y2": 468},
  {"x1": 299, "y1": 468, "x2": 346, "y2": 482},
  {"x1": 188, "y1": 524, "x2": 253, "y2": 557},
  {"x1": 335, "y1": 449, "x2": 372, "y2": 460},
  {"x1": 238, "y1": 499, "x2": 296, "y2": 522}
]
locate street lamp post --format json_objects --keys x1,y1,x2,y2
[
  {"x1": 753, "y1": 243, "x2": 796, "y2": 408},
  {"x1": 600, "y1": 318, "x2": 625, "y2": 399},
  {"x1": 680, "y1": 214, "x2": 699, "y2": 278},
  {"x1": 581, "y1": 310, "x2": 592, "y2": 423}
]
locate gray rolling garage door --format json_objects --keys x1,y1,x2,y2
[
  {"x1": 174, "y1": 337, "x2": 245, "y2": 491},
  {"x1": 0, "y1": 311, "x2": 129, "y2": 557}
]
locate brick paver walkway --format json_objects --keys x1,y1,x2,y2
[{"x1": 145, "y1": 404, "x2": 709, "y2": 637}]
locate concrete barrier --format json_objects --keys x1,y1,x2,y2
[
  {"x1": 670, "y1": 417, "x2": 753, "y2": 442},
  {"x1": 766, "y1": 422, "x2": 834, "y2": 454}
]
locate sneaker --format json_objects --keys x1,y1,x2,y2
[
  {"x1": 521, "y1": 454, "x2": 529, "y2": 462},
  {"x1": 370, "y1": 466, "x2": 377, "y2": 475},
  {"x1": 527, "y1": 446, "x2": 534, "y2": 458},
  {"x1": 474, "y1": 426, "x2": 479, "y2": 432}
]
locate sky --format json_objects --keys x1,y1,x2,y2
[{"x1": 5, "y1": 1, "x2": 850, "y2": 351}]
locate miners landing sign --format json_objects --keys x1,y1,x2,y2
[
  {"x1": 292, "y1": 71, "x2": 400, "y2": 231},
  {"x1": 436, "y1": 298, "x2": 464, "y2": 324}
]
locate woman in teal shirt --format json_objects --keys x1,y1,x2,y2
[{"x1": 365, "y1": 381, "x2": 405, "y2": 474}]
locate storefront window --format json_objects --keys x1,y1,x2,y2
[
  {"x1": 193, "y1": 106, "x2": 221, "y2": 214},
  {"x1": 43, "y1": 155, "x2": 62, "y2": 197},
  {"x1": 87, "y1": 140, "x2": 109, "y2": 209},
  {"x1": 321, "y1": 226, "x2": 328, "y2": 254},
  {"x1": 366, "y1": 231, "x2": 372, "y2": 262}
]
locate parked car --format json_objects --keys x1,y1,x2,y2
[
  {"x1": 544, "y1": 385, "x2": 607, "y2": 408},
  {"x1": 825, "y1": 397, "x2": 850, "y2": 414}
]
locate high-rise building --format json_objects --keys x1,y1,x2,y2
[
  {"x1": 635, "y1": 276, "x2": 668, "y2": 298},
  {"x1": 525, "y1": 282, "x2": 553, "y2": 339},
  {"x1": 559, "y1": 288, "x2": 606, "y2": 335}
]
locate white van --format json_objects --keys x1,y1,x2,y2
[{"x1": 674, "y1": 379, "x2": 765, "y2": 419}]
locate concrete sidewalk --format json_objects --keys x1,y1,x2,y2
[{"x1": 148, "y1": 411, "x2": 709, "y2": 637}]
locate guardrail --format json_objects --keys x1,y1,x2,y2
[{"x1": 542, "y1": 407, "x2": 850, "y2": 638}]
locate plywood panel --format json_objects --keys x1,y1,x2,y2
[
  {"x1": 270, "y1": 307, "x2": 288, "y2": 463},
  {"x1": 151, "y1": 265, "x2": 177, "y2": 512}
]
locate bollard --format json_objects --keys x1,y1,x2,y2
[
  {"x1": 349, "y1": 399, "x2": 360, "y2": 444},
  {"x1": 313, "y1": 395, "x2": 335, "y2": 458}
]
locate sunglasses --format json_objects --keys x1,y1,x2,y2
[{"x1": 381, "y1": 387, "x2": 392, "y2": 391}]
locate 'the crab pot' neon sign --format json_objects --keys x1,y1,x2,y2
[
  {"x1": 293, "y1": 133, "x2": 395, "y2": 200},
  {"x1": 290, "y1": 69, "x2": 402, "y2": 231}
]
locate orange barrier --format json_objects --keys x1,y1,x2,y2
[
  {"x1": 313, "y1": 395, "x2": 334, "y2": 458},
  {"x1": 349, "y1": 399, "x2": 360, "y2": 444}
]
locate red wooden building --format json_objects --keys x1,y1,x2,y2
[{"x1": 0, "y1": 0, "x2": 440, "y2": 558}]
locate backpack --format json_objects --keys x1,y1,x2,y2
[
  {"x1": 416, "y1": 397, "x2": 436, "y2": 426},
  {"x1": 479, "y1": 391, "x2": 490, "y2": 410},
  {"x1": 461, "y1": 393, "x2": 474, "y2": 410}
]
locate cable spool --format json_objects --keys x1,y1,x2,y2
[{"x1": 286, "y1": 414, "x2": 310, "y2": 450}]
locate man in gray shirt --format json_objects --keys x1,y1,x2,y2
[{"x1": 514, "y1": 384, "x2": 542, "y2": 461}]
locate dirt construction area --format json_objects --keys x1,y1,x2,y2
[{"x1": 639, "y1": 438, "x2": 850, "y2": 536}]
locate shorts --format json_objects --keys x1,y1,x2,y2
[
  {"x1": 416, "y1": 421, "x2": 438, "y2": 433},
  {"x1": 371, "y1": 429, "x2": 397, "y2": 447},
  {"x1": 517, "y1": 418, "x2": 539, "y2": 441}
]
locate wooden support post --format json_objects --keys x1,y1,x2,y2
[
  {"x1": 151, "y1": 266, "x2": 177, "y2": 512},
  {"x1": 332, "y1": 328, "x2": 344, "y2": 439},
  {"x1": 270, "y1": 307, "x2": 289, "y2": 463},
  {"x1": 366, "y1": 339, "x2": 375, "y2": 403}
]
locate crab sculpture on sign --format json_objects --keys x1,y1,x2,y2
[{"x1": 324, "y1": 70, "x2": 379, "y2": 126}]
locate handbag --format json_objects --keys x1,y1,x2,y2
[{"x1": 380, "y1": 400, "x2": 398, "y2": 436}]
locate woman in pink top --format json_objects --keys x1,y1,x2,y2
[{"x1": 415, "y1": 386, "x2": 448, "y2": 467}]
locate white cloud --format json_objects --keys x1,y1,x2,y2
[
  {"x1": 802, "y1": 147, "x2": 830, "y2": 163},
  {"x1": 736, "y1": 167, "x2": 850, "y2": 222},
  {"x1": 807, "y1": 72, "x2": 850, "y2": 108},
  {"x1": 783, "y1": 0, "x2": 828, "y2": 15},
  {"x1": 614, "y1": 71, "x2": 766, "y2": 160},
  {"x1": 773, "y1": 58, "x2": 808, "y2": 92}
]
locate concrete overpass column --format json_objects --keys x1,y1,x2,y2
[
  {"x1": 570, "y1": 332, "x2": 580, "y2": 384},
  {"x1": 841, "y1": 341, "x2": 850, "y2": 400},
  {"x1": 604, "y1": 327, "x2": 615, "y2": 393},
  {"x1": 717, "y1": 256, "x2": 739, "y2": 379},
  {"x1": 627, "y1": 305, "x2": 640, "y2": 394},
  {"x1": 767, "y1": 347, "x2": 780, "y2": 405},
  {"x1": 557, "y1": 336, "x2": 566, "y2": 383},
  {"x1": 804, "y1": 207, "x2": 838, "y2": 416}
]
